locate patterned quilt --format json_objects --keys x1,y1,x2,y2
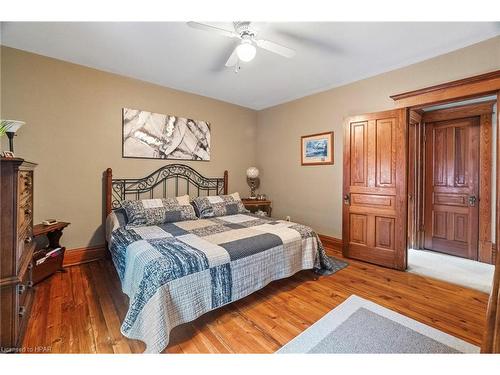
[{"x1": 109, "y1": 213, "x2": 336, "y2": 353}]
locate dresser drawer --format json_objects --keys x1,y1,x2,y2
[
  {"x1": 16, "y1": 279, "x2": 34, "y2": 349},
  {"x1": 17, "y1": 228, "x2": 34, "y2": 272},
  {"x1": 18, "y1": 171, "x2": 33, "y2": 204},
  {"x1": 17, "y1": 263, "x2": 33, "y2": 309}
]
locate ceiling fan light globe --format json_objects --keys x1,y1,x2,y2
[{"x1": 236, "y1": 42, "x2": 256, "y2": 62}]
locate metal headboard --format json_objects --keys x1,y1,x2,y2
[{"x1": 105, "y1": 164, "x2": 228, "y2": 216}]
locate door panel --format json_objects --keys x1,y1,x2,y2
[
  {"x1": 454, "y1": 127, "x2": 467, "y2": 186},
  {"x1": 343, "y1": 109, "x2": 407, "y2": 270},
  {"x1": 350, "y1": 122, "x2": 368, "y2": 186},
  {"x1": 433, "y1": 127, "x2": 448, "y2": 186},
  {"x1": 350, "y1": 193, "x2": 395, "y2": 209},
  {"x1": 424, "y1": 117, "x2": 479, "y2": 259},
  {"x1": 375, "y1": 217, "x2": 395, "y2": 249},
  {"x1": 432, "y1": 211, "x2": 447, "y2": 238},
  {"x1": 454, "y1": 214, "x2": 468, "y2": 242},
  {"x1": 375, "y1": 119, "x2": 396, "y2": 188},
  {"x1": 350, "y1": 214, "x2": 367, "y2": 245},
  {"x1": 434, "y1": 193, "x2": 467, "y2": 206}
]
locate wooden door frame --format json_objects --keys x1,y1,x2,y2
[
  {"x1": 484, "y1": 91, "x2": 500, "y2": 352},
  {"x1": 391, "y1": 70, "x2": 500, "y2": 108},
  {"x1": 408, "y1": 101, "x2": 495, "y2": 263},
  {"x1": 390, "y1": 70, "x2": 500, "y2": 353},
  {"x1": 391, "y1": 70, "x2": 500, "y2": 266},
  {"x1": 407, "y1": 110, "x2": 424, "y2": 251}
]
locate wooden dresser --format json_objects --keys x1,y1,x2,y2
[{"x1": 1, "y1": 157, "x2": 37, "y2": 352}]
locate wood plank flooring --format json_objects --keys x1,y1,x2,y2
[{"x1": 22, "y1": 249, "x2": 489, "y2": 353}]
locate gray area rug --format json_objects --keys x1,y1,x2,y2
[
  {"x1": 315, "y1": 255, "x2": 348, "y2": 276},
  {"x1": 277, "y1": 295, "x2": 479, "y2": 354}
]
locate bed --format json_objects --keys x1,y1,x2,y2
[{"x1": 105, "y1": 164, "x2": 337, "y2": 353}]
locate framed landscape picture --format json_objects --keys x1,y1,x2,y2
[
  {"x1": 301, "y1": 131, "x2": 334, "y2": 166},
  {"x1": 122, "y1": 108, "x2": 211, "y2": 160}
]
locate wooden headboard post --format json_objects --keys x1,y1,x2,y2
[
  {"x1": 105, "y1": 168, "x2": 112, "y2": 217},
  {"x1": 223, "y1": 170, "x2": 228, "y2": 195}
]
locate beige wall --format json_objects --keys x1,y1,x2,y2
[
  {"x1": 2, "y1": 35, "x2": 499, "y2": 249},
  {"x1": 256, "y1": 36, "x2": 500, "y2": 238},
  {"x1": 1, "y1": 47, "x2": 257, "y2": 249}
]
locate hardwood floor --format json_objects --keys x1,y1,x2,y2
[{"x1": 22, "y1": 248, "x2": 489, "y2": 353}]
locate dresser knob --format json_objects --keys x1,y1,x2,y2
[
  {"x1": 18, "y1": 284, "x2": 26, "y2": 294},
  {"x1": 18, "y1": 306, "x2": 26, "y2": 317},
  {"x1": 27, "y1": 281, "x2": 33, "y2": 288}
]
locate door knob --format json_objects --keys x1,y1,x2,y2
[
  {"x1": 468, "y1": 195, "x2": 477, "y2": 207},
  {"x1": 343, "y1": 194, "x2": 351, "y2": 206}
]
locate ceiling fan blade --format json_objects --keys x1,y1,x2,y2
[
  {"x1": 255, "y1": 39, "x2": 296, "y2": 58},
  {"x1": 187, "y1": 22, "x2": 239, "y2": 39},
  {"x1": 225, "y1": 47, "x2": 239, "y2": 67}
]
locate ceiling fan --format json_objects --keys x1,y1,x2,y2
[{"x1": 187, "y1": 21, "x2": 296, "y2": 70}]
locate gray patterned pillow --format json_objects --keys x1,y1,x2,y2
[
  {"x1": 122, "y1": 195, "x2": 197, "y2": 227},
  {"x1": 192, "y1": 192, "x2": 249, "y2": 218}
]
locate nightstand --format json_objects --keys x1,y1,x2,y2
[
  {"x1": 32, "y1": 221, "x2": 70, "y2": 284},
  {"x1": 241, "y1": 198, "x2": 272, "y2": 217}
]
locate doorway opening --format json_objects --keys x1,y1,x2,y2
[{"x1": 407, "y1": 95, "x2": 497, "y2": 291}]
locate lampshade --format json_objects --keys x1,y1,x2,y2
[
  {"x1": 246, "y1": 167, "x2": 259, "y2": 179},
  {"x1": 2, "y1": 120, "x2": 25, "y2": 154},
  {"x1": 3, "y1": 120, "x2": 25, "y2": 133},
  {"x1": 236, "y1": 40, "x2": 257, "y2": 62}
]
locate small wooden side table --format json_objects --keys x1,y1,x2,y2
[
  {"x1": 241, "y1": 199, "x2": 272, "y2": 217},
  {"x1": 32, "y1": 222, "x2": 70, "y2": 284}
]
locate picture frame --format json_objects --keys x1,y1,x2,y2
[
  {"x1": 122, "y1": 108, "x2": 211, "y2": 161},
  {"x1": 301, "y1": 131, "x2": 334, "y2": 166}
]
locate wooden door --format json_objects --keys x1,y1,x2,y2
[
  {"x1": 343, "y1": 109, "x2": 408, "y2": 270},
  {"x1": 424, "y1": 117, "x2": 480, "y2": 260}
]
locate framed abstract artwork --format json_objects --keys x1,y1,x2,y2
[
  {"x1": 122, "y1": 108, "x2": 211, "y2": 160},
  {"x1": 301, "y1": 131, "x2": 334, "y2": 165}
]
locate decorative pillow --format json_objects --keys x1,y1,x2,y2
[
  {"x1": 106, "y1": 208, "x2": 128, "y2": 242},
  {"x1": 113, "y1": 207, "x2": 128, "y2": 227},
  {"x1": 122, "y1": 195, "x2": 197, "y2": 227},
  {"x1": 192, "y1": 192, "x2": 249, "y2": 218}
]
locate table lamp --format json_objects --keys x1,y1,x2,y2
[
  {"x1": 246, "y1": 167, "x2": 260, "y2": 198},
  {"x1": 2, "y1": 120, "x2": 25, "y2": 153}
]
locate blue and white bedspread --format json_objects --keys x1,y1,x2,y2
[{"x1": 109, "y1": 213, "x2": 336, "y2": 353}]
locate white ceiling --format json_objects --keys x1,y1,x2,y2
[{"x1": 2, "y1": 22, "x2": 500, "y2": 110}]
